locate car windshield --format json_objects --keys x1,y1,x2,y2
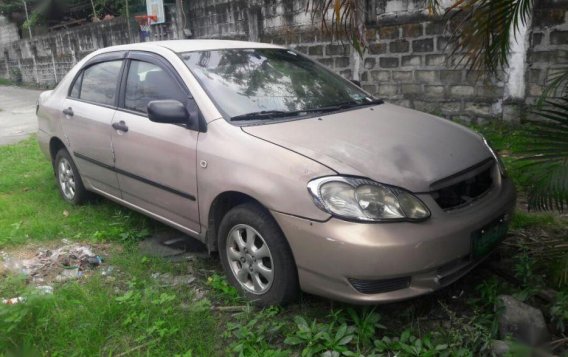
[{"x1": 180, "y1": 48, "x2": 379, "y2": 121}]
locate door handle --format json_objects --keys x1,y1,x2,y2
[
  {"x1": 62, "y1": 107, "x2": 73, "y2": 116},
  {"x1": 112, "y1": 120, "x2": 129, "y2": 132}
]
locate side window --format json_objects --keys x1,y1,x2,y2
[
  {"x1": 80, "y1": 60, "x2": 122, "y2": 106},
  {"x1": 124, "y1": 60, "x2": 186, "y2": 114},
  {"x1": 69, "y1": 72, "x2": 82, "y2": 98}
]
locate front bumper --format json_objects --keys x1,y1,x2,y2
[{"x1": 273, "y1": 177, "x2": 516, "y2": 304}]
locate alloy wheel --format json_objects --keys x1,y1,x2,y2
[
  {"x1": 58, "y1": 157, "x2": 76, "y2": 200},
  {"x1": 226, "y1": 224, "x2": 274, "y2": 294}
]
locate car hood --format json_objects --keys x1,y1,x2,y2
[{"x1": 242, "y1": 103, "x2": 492, "y2": 192}]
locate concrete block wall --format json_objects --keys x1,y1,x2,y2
[
  {"x1": 255, "y1": 0, "x2": 568, "y2": 123},
  {"x1": 357, "y1": 17, "x2": 505, "y2": 124},
  {"x1": 0, "y1": 5, "x2": 182, "y2": 88},
  {"x1": 0, "y1": 0, "x2": 567, "y2": 123},
  {"x1": 0, "y1": 16, "x2": 19, "y2": 46},
  {"x1": 526, "y1": 0, "x2": 568, "y2": 106}
]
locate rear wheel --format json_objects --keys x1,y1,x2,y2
[
  {"x1": 218, "y1": 202, "x2": 299, "y2": 306},
  {"x1": 54, "y1": 149, "x2": 90, "y2": 204}
]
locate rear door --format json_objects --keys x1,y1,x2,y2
[
  {"x1": 61, "y1": 54, "x2": 125, "y2": 197},
  {"x1": 110, "y1": 52, "x2": 201, "y2": 233}
]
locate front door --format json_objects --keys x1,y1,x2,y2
[
  {"x1": 61, "y1": 58, "x2": 123, "y2": 197},
  {"x1": 110, "y1": 55, "x2": 200, "y2": 233}
]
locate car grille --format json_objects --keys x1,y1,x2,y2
[
  {"x1": 431, "y1": 159, "x2": 495, "y2": 211},
  {"x1": 348, "y1": 276, "x2": 411, "y2": 294}
]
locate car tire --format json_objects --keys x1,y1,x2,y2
[
  {"x1": 218, "y1": 202, "x2": 299, "y2": 306},
  {"x1": 54, "y1": 148, "x2": 91, "y2": 205}
]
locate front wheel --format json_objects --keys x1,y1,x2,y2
[
  {"x1": 54, "y1": 149, "x2": 90, "y2": 205},
  {"x1": 218, "y1": 202, "x2": 299, "y2": 306}
]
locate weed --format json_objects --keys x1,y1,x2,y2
[
  {"x1": 345, "y1": 307, "x2": 385, "y2": 349},
  {"x1": 0, "y1": 138, "x2": 162, "y2": 247},
  {"x1": 550, "y1": 291, "x2": 568, "y2": 333},
  {"x1": 0, "y1": 251, "x2": 219, "y2": 356},
  {"x1": 512, "y1": 248, "x2": 541, "y2": 301},
  {"x1": 0, "y1": 77, "x2": 12, "y2": 86},
  {"x1": 373, "y1": 330, "x2": 450, "y2": 357},
  {"x1": 225, "y1": 306, "x2": 289, "y2": 357},
  {"x1": 438, "y1": 302, "x2": 496, "y2": 354},
  {"x1": 284, "y1": 315, "x2": 355, "y2": 356},
  {"x1": 552, "y1": 254, "x2": 568, "y2": 288},
  {"x1": 472, "y1": 276, "x2": 501, "y2": 308},
  {"x1": 207, "y1": 273, "x2": 241, "y2": 303}
]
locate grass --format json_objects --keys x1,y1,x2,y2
[
  {"x1": 0, "y1": 138, "x2": 161, "y2": 247},
  {"x1": 0, "y1": 78, "x2": 12, "y2": 86},
  {"x1": 1, "y1": 130, "x2": 568, "y2": 356},
  {"x1": 0, "y1": 251, "x2": 220, "y2": 356}
]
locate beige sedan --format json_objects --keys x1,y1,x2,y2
[{"x1": 37, "y1": 40, "x2": 516, "y2": 305}]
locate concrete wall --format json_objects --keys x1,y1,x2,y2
[
  {"x1": 1, "y1": 0, "x2": 567, "y2": 123},
  {"x1": 0, "y1": 16, "x2": 19, "y2": 46},
  {"x1": 0, "y1": 4, "x2": 182, "y2": 87},
  {"x1": 526, "y1": 1, "x2": 568, "y2": 105}
]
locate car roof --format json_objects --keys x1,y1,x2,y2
[{"x1": 97, "y1": 39, "x2": 284, "y2": 54}]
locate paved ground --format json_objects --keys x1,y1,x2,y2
[{"x1": 0, "y1": 85, "x2": 43, "y2": 145}]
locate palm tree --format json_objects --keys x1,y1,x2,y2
[{"x1": 308, "y1": 0, "x2": 568, "y2": 211}]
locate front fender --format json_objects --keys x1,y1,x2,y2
[{"x1": 196, "y1": 119, "x2": 334, "y2": 231}]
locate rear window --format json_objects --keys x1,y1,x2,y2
[{"x1": 77, "y1": 60, "x2": 122, "y2": 106}]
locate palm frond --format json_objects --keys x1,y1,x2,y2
[
  {"x1": 539, "y1": 69, "x2": 568, "y2": 105},
  {"x1": 306, "y1": 0, "x2": 367, "y2": 57},
  {"x1": 442, "y1": 0, "x2": 533, "y2": 75},
  {"x1": 426, "y1": 0, "x2": 443, "y2": 15},
  {"x1": 518, "y1": 98, "x2": 568, "y2": 211}
]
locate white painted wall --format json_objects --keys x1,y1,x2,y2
[{"x1": 505, "y1": 16, "x2": 532, "y2": 99}]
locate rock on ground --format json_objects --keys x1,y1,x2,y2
[{"x1": 497, "y1": 295, "x2": 551, "y2": 347}]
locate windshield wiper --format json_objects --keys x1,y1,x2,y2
[
  {"x1": 230, "y1": 99, "x2": 384, "y2": 121},
  {"x1": 230, "y1": 110, "x2": 296, "y2": 121},
  {"x1": 297, "y1": 99, "x2": 384, "y2": 114}
]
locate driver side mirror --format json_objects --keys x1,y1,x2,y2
[{"x1": 147, "y1": 100, "x2": 189, "y2": 124}]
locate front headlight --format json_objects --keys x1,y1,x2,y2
[
  {"x1": 481, "y1": 136, "x2": 507, "y2": 177},
  {"x1": 307, "y1": 176, "x2": 430, "y2": 222}
]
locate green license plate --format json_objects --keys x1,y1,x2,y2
[{"x1": 471, "y1": 217, "x2": 508, "y2": 259}]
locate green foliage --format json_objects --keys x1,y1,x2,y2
[
  {"x1": 0, "y1": 0, "x2": 41, "y2": 15},
  {"x1": 0, "y1": 252, "x2": 219, "y2": 356},
  {"x1": 0, "y1": 137, "x2": 160, "y2": 247},
  {"x1": 22, "y1": 10, "x2": 40, "y2": 30},
  {"x1": 518, "y1": 98, "x2": 568, "y2": 211},
  {"x1": 472, "y1": 276, "x2": 501, "y2": 308},
  {"x1": 373, "y1": 330, "x2": 450, "y2": 357},
  {"x1": 345, "y1": 307, "x2": 385, "y2": 349},
  {"x1": 550, "y1": 291, "x2": 568, "y2": 333},
  {"x1": 224, "y1": 307, "x2": 290, "y2": 357},
  {"x1": 437, "y1": 302, "x2": 497, "y2": 355},
  {"x1": 0, "y1": 77, "x2": 12, "y2": 86},
  {"x1": 511, "y1": 248, "x2": 542, "y2": 301},
  {"x1": 206, "y1": 273, "x2": 241, "y2": 303},
  {"x1": 284, "y1": 315, "x2": 355, "y2": 356},
  {"x1": 425, "y1": 0, "x2": 534, "y2": 75}
]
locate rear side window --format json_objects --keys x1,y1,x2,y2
[
  {"x1": 79, "y1": 60, "x2": 122, "y2": 106},
  {"x1": 124, "y1": 60, "x2": 186, "y2": 114}
]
